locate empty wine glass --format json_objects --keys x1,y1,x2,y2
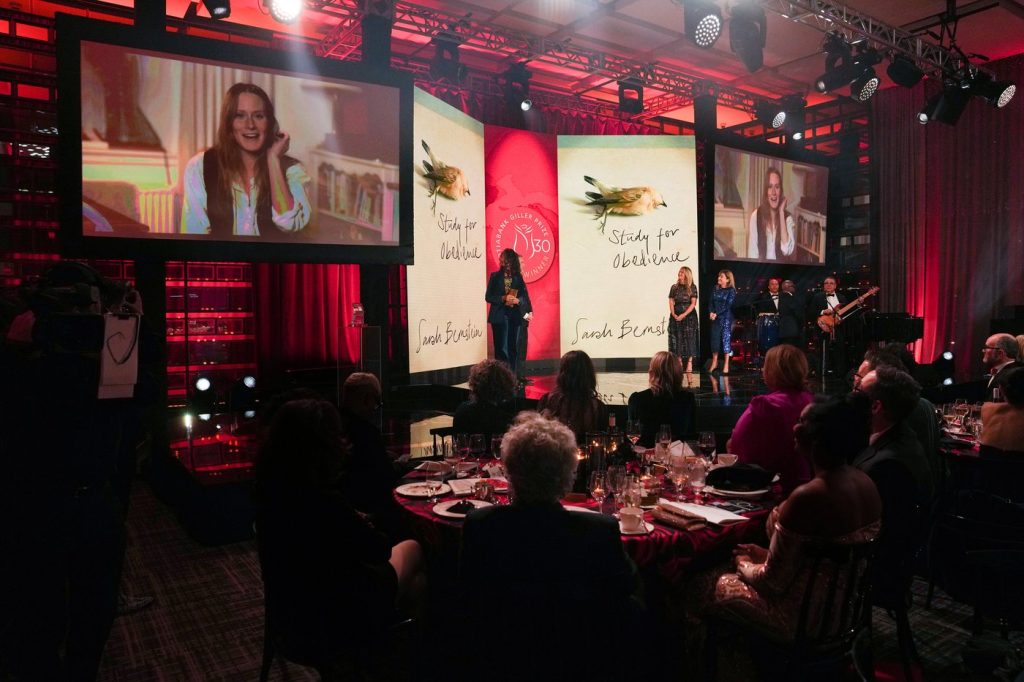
[
  {"x1": 685, "y1": 455, "x2": 706, "y2": 502},
  {"x1": 490, "y1": 434, "x2": 503, "y2": 460},
  {"x1": 469, "y1": 433, "x2": 485, "y2": 459},
  {"x1": 606, "y1": 464, "x2": 627, "y2": 505},
  {"x1": 427, "y1": 465, "x2": 447, "y2": 503},
  {"x1": 654, "y1": 424, "x2": 671, "y2": 463}
]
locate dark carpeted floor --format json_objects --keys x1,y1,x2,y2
[{"x1": 99, "y1": 483, "x2": 1022, "y2": 682}]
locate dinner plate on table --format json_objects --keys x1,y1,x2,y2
[
  {"x1": 562, "y1": 505, "x2": 599, "y2": 513},
  {"x1": 704, "y1": 486, "x2": 769, "y2": 499},
  {"x1": 396, "y1": 482, "x2": 451, "y2": 498},
  {"x1": 432, "y1": 498, "x2": 492, "y2": 518}
]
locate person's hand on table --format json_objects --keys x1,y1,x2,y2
[{"x1": 733, "y1": 542, "x2": 767, "y2": 568}]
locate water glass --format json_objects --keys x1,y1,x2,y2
[
  {"x1": 607, "y1": 465, "x2": 627, "y2": 501},
  {"x1": 490, "y1": 434, "x2": 503, "y2": 460},
  {"x1": 685, "y1": 456, "x2": 706, "y2": 501},
  {"x1": 590, "y1": 472, "x2": 607, "y2": 505},
  {"x1": 469, "y1": 433, "x2": 486, "y2": 459}
]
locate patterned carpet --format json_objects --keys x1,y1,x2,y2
[{"x1": 99, "y1": 483, "x2": 1022, "y2": 682}]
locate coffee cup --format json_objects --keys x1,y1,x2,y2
[
  {"x1": 619, "y1": 507, "x2": 645, "y2": 533},
  {"x1": 717, "y1": 453, "x2": 738, "y2": 467}
]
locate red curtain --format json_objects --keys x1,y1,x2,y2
[
  {"x1": 872, "y1": 54, "x2": 1024, "y2": 375},
  {"x1": 252, "y1": 263, "x2": 361, "y2": 379}
]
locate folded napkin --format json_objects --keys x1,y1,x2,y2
[
  {"x1": 667, "y1": 441, "x2": 697, "y2": 458},
  {"x1": 415, "y1": 461, "x2": 453, "y2": 473},
  {"x1": 656, "y1": 499, "x2": 748, "y2": 526},
  {"x1": 651, "y1": 506, "x2": 706, "y2": 531},
  {"x1": 448, "y1": 477, "x2": 510, "y2": 496}
]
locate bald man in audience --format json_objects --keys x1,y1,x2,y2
[{"x1": 982, "y1": 333, "x2": 1022, "y2": 402}]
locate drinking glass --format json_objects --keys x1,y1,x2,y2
[
  {"x1": 606, "y1": 464, "x2": 627, "y2": 503},
  {"x1": 427, "y1": 466, "x2": 447, "y2": 503},
  {"x1": 455, "y1": 433, "x2": 472, "y2": 459},
  {"x1": 685, "y1": 455, "x2": 706, "y2": 502},
  {"x1": 589, "y1": 472, "x2": 607, "y2": 505},
  {"x1": 954, "y1": 399, "x2": 970, "y2": 418},
  {"x1": 444, "y1": 439, "x2": 461, "y2": 472},
  {"x1": 698, "y1": 431, "x2": 716, "y2": 462},
  {"x1": 654, "y1": 424, "x2": 672, "y2": 464},
  {"x1": 623, "y1": 475, "x2": 643, "y2": 508},
  {"x1": 626, "y1": 419, "x2": 642, "y2": 447},
  {"x1": 469, "y1": 433, "x2": 486, "y2": 458},
  {"x1": 490, "y1": 434, "x2": 503, "y2": 460}
]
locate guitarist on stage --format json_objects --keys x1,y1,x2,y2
[{"x1": 809, "y1": 275, "x2": 848, "y2": 377}]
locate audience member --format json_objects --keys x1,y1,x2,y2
[
  {"x1": 254, "y1": 399, "x2": 425, "y2": 668},
  {"x1": 980, "y1": 365, "x2": 1024, "y2": 452},
  {"x1": 452, "y1": 359, "x2": 516, "y2": 440},
  {"x1": 628, "y1": 351, "x2": 697, "y2": 446},
  {"x1": 852, "y1": 366, "x2": 934, "y2": 607},
  {"x1": 727, "y1": 344, "x2": 813, "y2": 494},
  {"x1": 856, "y1": 348, "x2": 944, "y2": 493},
  {"x1": 460, "y1": 412, "x2": 641, "y2": 681},
  {"x1": 538, "y1": 350, "x2": 607, "y2": 442},
  {"x1": 1017, "y1": 334, "x2": 1024, "y2": 362},
  {"x1": 707, "y1": 394, "x2": 880, "y2": 640},
  {"x1": 982, "y1": 333, "x2": 1022, "y2": 402}
]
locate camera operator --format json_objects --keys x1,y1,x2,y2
[{"x1": 0, "y1": 262, "x2": 148, "y2": 681}]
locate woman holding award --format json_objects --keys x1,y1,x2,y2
[{"x1": 485, "y1": 249, "x2": 532, "y2": 376}]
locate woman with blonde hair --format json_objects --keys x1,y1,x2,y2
[
  {"x1": 627, "y1": 351, "x2": 697, "y2": 447},
  {"x1": 727, "y1": 344, "x2": 814, "y2": 494},
  {"x1": 668, "y1": 266, "x2": 699, "y2": 372},
  {"x1": 708, "y1": 269, "x2": 736, "y2": 375}
]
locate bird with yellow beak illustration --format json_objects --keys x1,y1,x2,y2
[
  {"x1": 421, "y1": 140, "x2": 470, "y2": 212},
  {"x1": 583, "y1": 175, "x2": 666, "y2": 232}
]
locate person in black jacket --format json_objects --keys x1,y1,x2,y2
[
  {"x1": 485, "y1": 249, "x2": 532, "y2": 375},
  {"x1": 808, "y1": 275, "x2": 848, "y2": 376},
  {"x1": 452, "y1": 359, "x2": 517, "y2": 441},
  {"x1": 628, "y1": 351, "x2": 697, "y2": 447}
]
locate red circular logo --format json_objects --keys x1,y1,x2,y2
[{"x1": 492, "y1": 207, "x2": 554, "y2": 283}]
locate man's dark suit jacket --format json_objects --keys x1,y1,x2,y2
[
  {"x1": 852, "y1": 422, "x2": 934, "y2": 606},
  {"x1": 459, "y1": 504, "x2": 640, "y2": 681},
  {"x1": 756, "y1": 291, "x2": 802, "y2": 340},
  {"x1": 986, "y1": 360, "x2": 1024, "y2": 402}
]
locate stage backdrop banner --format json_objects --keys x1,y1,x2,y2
[
  {"x1": 407, "y1": 88, "x2": 487, "y2": 374},
  {"x1": 557, "y1": 136, "x2": 698, "y2": 359},
  {"x1": 484, "y1": 125, "x2": 560, "y2": 363}
]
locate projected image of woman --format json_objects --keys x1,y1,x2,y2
[
  {"x1": 747, "y1": 167, "x2": 794, "y2": 261},
  {"x1": 181, "y1": 83, "x2": 311, "y2": 237}
]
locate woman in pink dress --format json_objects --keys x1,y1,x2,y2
[{"x1": 727, "y1": 344, "x2": 813, "y2": 494}]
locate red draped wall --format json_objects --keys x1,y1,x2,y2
[
  {"x1": 872, "y1": 54, "x2": 1024, "y2": 375},
  {"x1": 253, "y1": 263, "x2": 361, "y2": 376}
]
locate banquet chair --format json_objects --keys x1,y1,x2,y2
[{"x1": 704, "y1": 538, "x2": 877, "y2": 682}]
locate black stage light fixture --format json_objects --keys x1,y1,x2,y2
[
  {"x1": 684, "y1": 1, "x2": 723, "y2": 48},
  {"x1": 851, "y1": 65, "x2": 880, "y2": 101},
  {"x1": 430, "y1": 35, "x2": 467, "y2": 84},
  {"x1": 970, "y1": 71, "x2": 1016, "y2": 109},
  {"x1": 618, "y1": 78, "x2": 644, "y2": 114},
  {"x1": 730, "y1": 2, "x2": 766, "y2": 73},
  {"x1": 887, "y1": 55, "x2": 924, "y2": 88},
  {"x1": 783, "y1": 98, "x2": 807, "y2": 140},
  {"x1": 361, "y1": 2, "x2": 394, "y2": 68},
  {"x1": 815, "y1": 35, "x2": 855, "y2": 93},
  {"x1": 504, "y1": 62, "x2": 532, "y2": 111},
  {"x1": 755, "y1": 100, "x2": 786, "y2": 129},
  {"x1": 918, "y1": 83, "x2": 971, "y2": 125},
  {"x1": 202, "y1": 0, "x2": 230, "y2": 19}
]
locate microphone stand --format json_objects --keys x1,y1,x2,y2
[{"x1": 822, "y1": 298, "x2": 839, "y2": 378}]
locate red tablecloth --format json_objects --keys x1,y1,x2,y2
[{"x1": 393, "y1": 484, "x2": 772, "y2": 585}]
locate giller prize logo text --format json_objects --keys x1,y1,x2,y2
[{"x1": 491, "y1": 207, "x2": 554, "y2": 283}]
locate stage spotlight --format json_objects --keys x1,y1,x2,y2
[
  {"x1": 618, "y1": 78, "x2": 644, "y2": 114},
  {"x1": 918, "y1": 85, "x2": 971, "y2": 125},
  {"x1": 684, "y1": 1, "x2": 723, "y2": 48},
  {"x1": 942, "y1": 377, "x2": 954, "y2": 386},
  {"x1": 931, "y1": 350, "x2": 955, "y2": 384},
  {"x1": 229, "y1": 375, "x2": 258, "y2": 413},
  {"x1": 785, "y1": 106, "x2": 807, "y2": 141},
  {"x1": 730, "y1": 2, "x2": 766, "y2": 73},
  {"x1": 430, "y1": 35, "x2": 467, "y2": 83},
  {"x1": 195, "y1": 376, "x2": 212, "y2": 393},
  {"x1": 190, "y1": 376, "x2": 217, "y2": 417},
  {"x1": 970, "y1": 71, "x2": 1016, "y2": 108},
  {"x1": 202, "y1": 0, "x2": 230, "y2": 18},
  {"x1": 851, "y1": 66, "x2": 880, "y2": 101},
  {"x1": 267, "y1": 0, "x2": 301, "y2": 24},
  {"x1": 755, "y1": 101, "x2": 786, "y2": 128},
  {"x1": 503, "y1": 62, "x2": 532, "y2": 111},
  {"x1": 887, "y1": 55, "x2": 924, "y2": 88}
]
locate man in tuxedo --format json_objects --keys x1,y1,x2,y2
[
  {"x1": 756, "y1": 277, "x2": 802, "y2": 348},
  {"x1": 982, "y1": 333, "x2": 1022, "y2": 402},
  {"x1": 808, "y1": 275, "x2": 849, "y2": 376},
  {"x1": 853, "y1": 366, "x2": 934, "y2": 608}
]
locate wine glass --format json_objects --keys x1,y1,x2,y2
[
  {"x1": 427, "y1": 465, "x2": 447, "y2": 503},
  {"x1": 444, "y1": 438, "x2": 461, "y2": 473},
  {"x1": 655, "y1": 424, "x2": 672, "y2": 464},
  {"x1": 669, "y1": 457, "x2": 689, "y2": 500},
  {"x1": 589, "y1": 472, "x2": 607, "y2": 506},
  {"x1": 698, "y1": 431, "x2": 716, "y2": 463},
  {"x1": 490, "y1": 434, "x2": 503, "y2": 461},
  {"x1": 606, "y1": 465, "x2": 627, "y2": 504},
  {"x1": 626, "y1": 419, "x2": 642, "y2": 449},
  {"x1": 469, "y1": 434, "x2": 485, "y2": 459}
]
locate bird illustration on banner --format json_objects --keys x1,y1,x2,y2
[
  {"x1": 421, "y1": 140, "x2": 470, "y2": 212},
  {"x1": 583, "y1": 175, "x2": 666, "y2": 232}
]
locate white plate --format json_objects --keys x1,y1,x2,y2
[
  {"x1": 395, "y1": 482, "x2": 451, "y2": 498},
  {"x1": 432, "y1": 498, "x2": 492, "y2": 518},
  {"x1": 563, "y1": 505, "x2": 599, "y2": 513},
  {"x1": 705, "y1": 486, "x2": 769, "y2": 499},
  {"x1": 620, "y1": 520, "x2": 655, "y2": 536}
]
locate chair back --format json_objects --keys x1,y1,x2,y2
[{"x1": 792, "y1": 537, "x2": 876, "y2": 654}]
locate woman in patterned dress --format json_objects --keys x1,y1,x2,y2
[
  {"x1": 708, "y1": 269, "x2": 736, "y2": 375},
  {"x1": 668, "y1": 266, "x2": 699, "y2": 373}
]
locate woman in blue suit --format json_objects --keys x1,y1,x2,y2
[
  {"x1": 485, "y1": 249, "x2": 532, "y2": 375},
  {"x1": 708, "y1": 269, "x2": 736, "y2": 375}
]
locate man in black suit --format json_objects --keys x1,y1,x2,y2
[
  {"x1": 982, "y1": 333, "x2": 1022, "y2": 402},
  {"x1": 852, "y1": 366, "x2": 934, "y2": 607},
  {"x1": 460, "y1": 412, "x2": 641, "y2": 681},
  {"x1": 808, "y1": 275, "x2": 848, "y2": 376},
  {"x1": 756, "y1": 277, "x2": 802, "y2": 349}
]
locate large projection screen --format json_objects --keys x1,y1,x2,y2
[{"x1": 557, "y1": 136, "x2": 699, "y2": 359}]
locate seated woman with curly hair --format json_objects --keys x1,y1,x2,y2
[
  {"x1": 452, "y1": 358, "x2": 517, "y2": 440},
  {"x1": 538, "y1": 350, "x2": 607, "y2": 443}
]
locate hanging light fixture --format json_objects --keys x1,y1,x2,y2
[{"x1": 684, "y1": 1, "x2": 723, "y2": 49}]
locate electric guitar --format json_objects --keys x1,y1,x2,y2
[{"x1": 817, "y1": 286, "x2": 880, "y2": 334}]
